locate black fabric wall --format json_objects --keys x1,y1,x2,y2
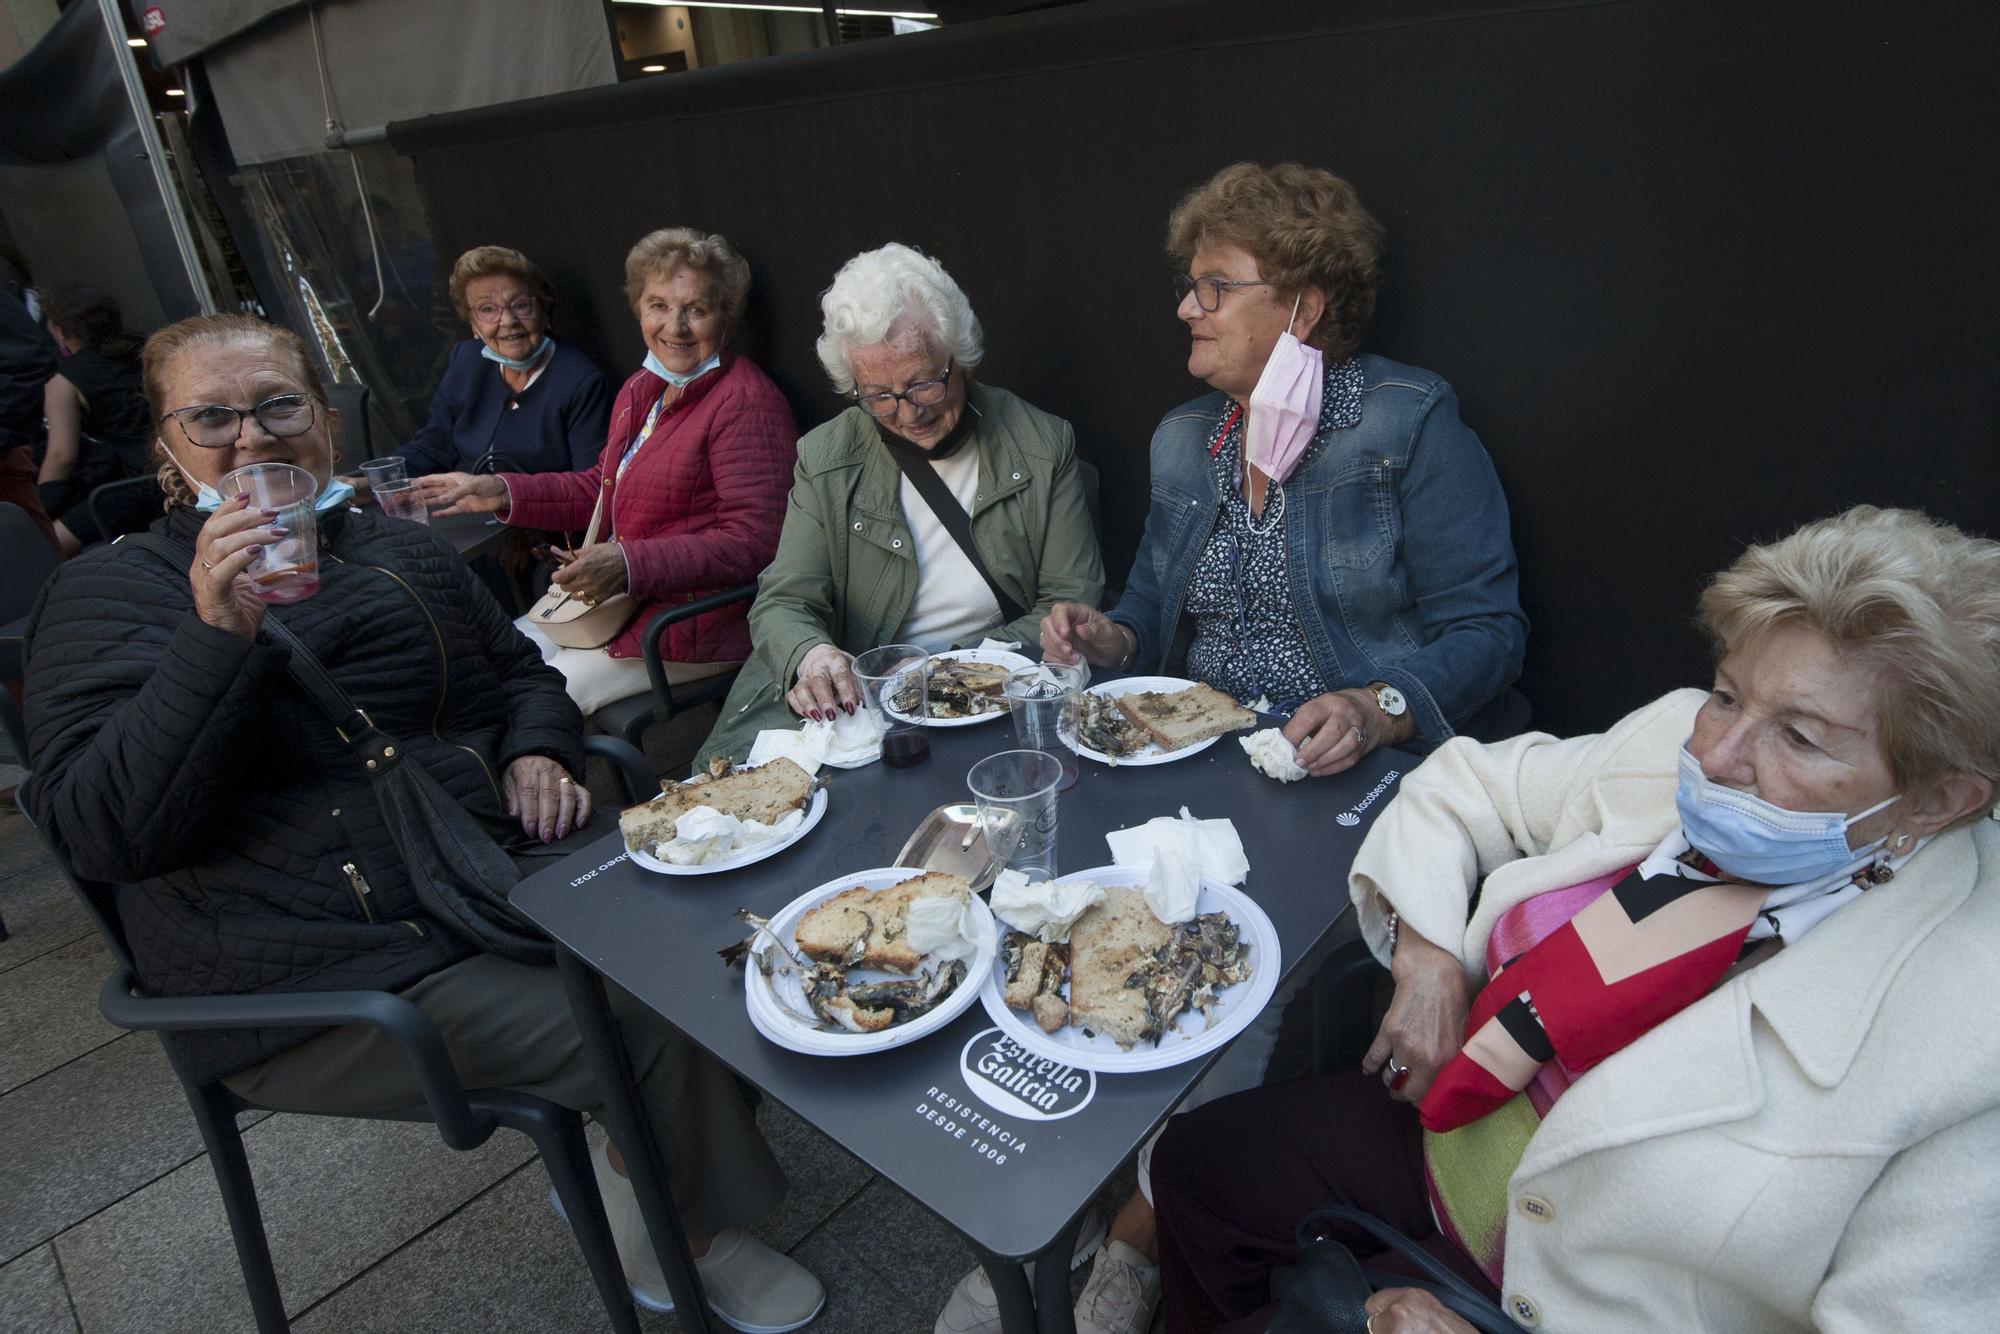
[{"x1": 390, "y1": 0, "x2": 1999, "y2": 738}]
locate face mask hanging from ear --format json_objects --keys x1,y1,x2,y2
[
  {"x1": 480, "y1": 335, "x2": 552, "y2": 374},
  {"x1": 642, "y1": 350, "x2": 721, "y2": 387},
  {"x1": 162, "y1": 439, "x2": 355, "y2": 515},
  {"x1": 1243, "y1": 293, "x2": 1324, "y2": 485},
  {"x1": 1674, "y1": 746, "x2": 1902, "y2": 884}
]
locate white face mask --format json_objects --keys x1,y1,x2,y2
[
  {"x1": 1243, "y1": 294, "x2": 1324, "y2": 485},
  {"x1": 642, "y1": 349, "x2": 721, "y2": 387},
  {"x1": 480, "y1": 335, "x2": 552, "y2": 373}
]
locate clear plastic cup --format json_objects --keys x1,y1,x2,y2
[
  {"x1": 967, "y1": 749, "x2": 1065, "y2": 881},
  {"x1": 215, "y1": 462, "x2": 321, "y2": 604},
  {"x1": 374, "y1": 478, "x2": 431, "y2": 526},
  {"x1": 1004, "y1": 663, "x2": 1087, "y2": 791},
  {"x1": 853, "y1": 643, "x2": 930, "y2": 768},
  {"x1": 359, "y1": 456, "x2": 407, "y2": 493}
]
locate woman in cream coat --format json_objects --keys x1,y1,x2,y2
[{"x1": 1151, "y1": 506, "x2": 2000, "y2": 1332}]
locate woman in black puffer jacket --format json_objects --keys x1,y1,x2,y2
[{"x1": 22, "y1": 314, "x2": 824, "y2": 1330}]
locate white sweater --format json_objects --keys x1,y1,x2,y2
[
  {"x1": 893, "y1": 448, "x2": 1001, "y2": 651},
  {"x1": 1349, "y1": 690, "x2": 2000, "y2": 1331}
]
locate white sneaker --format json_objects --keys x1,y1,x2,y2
[
  {"x1": 550, "y1": 1140, "x2": 825, "y2": 1331},
  {"x1": 934, "y1": 1206, "x2": 1109, "y2": 1334},
  {"x1": 1074, "y1": 1240, "x2": 1160, "y2": 1334}
]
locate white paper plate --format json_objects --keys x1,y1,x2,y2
[
  {"x1": 885, "y1": 648, "x2": 1035, "y2": 729},
  {"x1": 976, "y1": 864, "x2": 1281, "y2": 1073},
  {"x1": 1072, "y1": 676, "x2": 1225, "y2": 766},
  {"x1": 745, "y1": 866, "x2": 997, "y2": 1056},
  {"x1": 627, "y1": 785, "x2": 828, "y2": 876}
]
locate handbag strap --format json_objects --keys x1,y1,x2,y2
[
  {"x1": 1297, "y1": 1206, "x2": 1503, "y2": 1316},
  {"x1": 123, "y1": 532, "x2": 403, "y2": 772},
  {"x1": 882, "y1": 439, "x2": 1029, "y2": 626}
]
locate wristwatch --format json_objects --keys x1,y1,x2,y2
[{"x1": 1367, "y1": 681, "x2": 1408, "y2": 720}]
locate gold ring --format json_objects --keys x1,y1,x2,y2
[
  {"x1": 1366, "y1": 1316, "x2": 1378, "y2": 1334},
  {"x1": 558, "y1": 775, "x2": 573, "y2": 785},
  {"x1": 201, "y1": 559, "x2": 214, "y2": 571}
]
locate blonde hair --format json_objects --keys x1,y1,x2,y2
[
  {"x1": 1166, "y1": 162, "x2": 1384, "y2": 359},
  {"x1": 446, "y1": 246, "x2": 555, "y2": 323},
  {"x1": 1698, "y1": 505, "x2": 2000, "y2": 821},
  {"x1": 622, "y1": 227, "x2": 751, "y2": 329},
  {"x1": 141, "y1": 314, "x2": 327, "y2": 508},
  {"x1": 815, "y1": 243, "x2": 984, "y2": 394}
]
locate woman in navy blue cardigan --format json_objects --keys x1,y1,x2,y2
[{"x1": 394, "y1": 246, "x2": 611, "y2": 477}]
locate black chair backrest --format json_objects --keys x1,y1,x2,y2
[
  {"x1": 14, "y1": 778, "x2": 143, "y2": 976},
  {"x1": 324, "y1": 382, "x2": 372, "y2": 473},
  {"x1": 84, "y1": 476, "x2": 163, "y2": 548},
  {"x1": 0, "y1": 501, "x2": 61, "y2": 627}
]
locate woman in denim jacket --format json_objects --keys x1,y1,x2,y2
[
  {"x1": 989, "y1": 164, "x2": 1528, "y2": 1334},
  {"x1": 1044, "y1": 163, "x2": 1526, "y2": 778}
]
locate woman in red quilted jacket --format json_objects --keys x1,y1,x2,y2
[{"x1": 422, "y1": 228, "x2": 797, "y2": 711}]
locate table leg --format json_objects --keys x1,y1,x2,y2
[
  {"x1": 556, "y1": 950, "x2": 716, "y2": 1334},
  {"x1": 974, "y1": 1252, "x2": 1039, "y2": 1334},
  {"x1": 1032, "y1": 1211, "x2": 1084, "y2": 1334}
]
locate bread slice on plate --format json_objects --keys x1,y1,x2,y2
[
  {"x1": 1066, "y1": 885, "x2": 1173, "y2": 1047},
  {"x1": 795, "y1": 871, "x2": 971, "y2": 974},
  {"x1": 1113, "y1": 683, "x2": 1255, "y2": 752},
  {"x1": 619, "y1": 756, "x2": 814, "y2": 855}
]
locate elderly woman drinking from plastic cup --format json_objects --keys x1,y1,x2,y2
[
  {"x1": 1150, "y1": 506, "x2": 2000, "y2": 1332},
  {"x1": 697, "y1": 242, "x2": 1103, "y2": 767}
]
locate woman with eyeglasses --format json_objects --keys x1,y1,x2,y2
[
  {"x1": 420, "y1": 229, "x2": 798, "y2": 714},
  {"x1": 384, "y1": 245, "x2": 611, "y2": 479},
  {"x1": 994, "y1": 165, "x2": 1528, "y2": 1334},
  {"x1": 696, "y1": 241, "x2": 1104, "y2": 765}
]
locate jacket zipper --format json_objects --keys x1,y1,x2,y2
[
  {"x1": 341, "y1": 860, "x2": 377, "y2": 922},
  {"x1": 326, "y1": 550, "x2": 506, "y2": 809}
]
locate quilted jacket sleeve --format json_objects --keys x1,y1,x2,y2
[
  {"x1": 621, "y1": 379, "x2": 797, "y2": 600},
  {"x1": 500, "y1": 459, "x2": 604, "y2": 533},
  {"x1": 23, "y1": 550, "x2": 293, "y2": 884}
]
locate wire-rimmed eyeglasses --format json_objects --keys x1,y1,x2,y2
[
  {"x1": 160, "y1": 394, "x2": 319, "y2": 448},
  {"x1": 854, "y1": 358, "x2": 955, "y2": 418},
  {"x1": 471, "y1": 297, "x2": 540, "y2": 324},
  {"x1": 1173, "y1": 274, "x2": 1272, "y2": 312}
]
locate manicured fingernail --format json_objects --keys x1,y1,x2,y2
[
  {"x1": 247, "y1": 544, "x2": 264, "y2": 555},
  {"x1": 268, "y1": 526, "x2": 289, "y2": 537},
  {"x1": 557, "y1": 823, "x2": 570, "y2": 838},
  {"x1": 260, "y1": 507, "x2": 280, "y2": 517},
  {"x1": 844, "y1": 702, "x2": 855, "y2": 715}
]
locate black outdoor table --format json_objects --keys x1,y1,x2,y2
[
  {"x1": 512, "y1": 715, "x2": 1415, "y2": 1334},
  {"x1": 431, "y1": 509, "x2": 510, "y2": 562}
]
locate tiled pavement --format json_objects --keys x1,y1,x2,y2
[{"x1": 0, "y1": 711, "x2": 1311, "y2": 1333}]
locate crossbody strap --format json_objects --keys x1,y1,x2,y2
[{"x1": 884, "y1": 447, "x2": 1029, "y2": 626}]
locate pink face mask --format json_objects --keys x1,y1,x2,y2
[{"x1": 1243, "y1": 294, "x2": 1324, "y2": 485}]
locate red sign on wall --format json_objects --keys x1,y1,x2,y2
[{"x1": 142, "y1": 6, "x2": 166, "y2": 34}]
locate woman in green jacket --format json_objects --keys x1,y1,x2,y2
[{"x1": 698, "y1": 243, "x2": 1104, "y2": 766}]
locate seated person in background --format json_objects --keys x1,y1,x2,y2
[
  {"x1": 421, "y1": 228, "x2": 797, "y2": 714},
  {"x1": 1152, "y1": 506, "x2": 2000, "y2": 1333},
  {"x1": 36, "y1": 284, "x2": 157, "y2": 553},
  {"x1": 25, "y1": 312, "x2": 824, "y2": 1333},
  {"x1": 390, "y1": 245, "x2": 610, "y2": 479},
  {"x1": 697, "y1": 242, "x2": 1104, "y2": 765},
  {"x1": 983, "y1": 163, "x2": 1529, "y2": 1334}
]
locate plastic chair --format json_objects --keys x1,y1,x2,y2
[
  {"x1": 80, "y1": 475, "x2": 163, "y2": 547},
  {"x1": 15, "y1": 767, "x2": 649, "y2": 1334},
  {"x1": 589, "y1": 584, "x2": 758, "y2": 748}
]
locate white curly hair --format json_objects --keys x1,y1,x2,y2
[{"x1": 814, "y1": 243, "x2": 985, "y2": 394}]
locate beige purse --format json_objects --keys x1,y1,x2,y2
[{"x1": 526, "y1": 481, "x2": 636, "y2": 649}]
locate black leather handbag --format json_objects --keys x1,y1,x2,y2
[{"x1": 1266, "y1": 1205, "x2": 1518, "y2": 1334}]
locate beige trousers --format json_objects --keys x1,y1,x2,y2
[
  {"x1": 513, "y1": 614, "x2": 739, "y2": 714},
  {"x1": 224, "y1": 952, "x2": 787, "y2": 1236}
]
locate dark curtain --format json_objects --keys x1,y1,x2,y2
[{"x1": 391, "y1": 0, "x2": 2000, "y2": 736}]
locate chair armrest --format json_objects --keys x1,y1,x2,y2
[
  {"x1": 583, "y1": 734, "x2": 653, "y2": 804},
  {"x1": 99, "y1": 969, "x2": 492, "y2": 1148},
  {"x1": 640, "y1": 583, "x2": 758, "y2": 718}
]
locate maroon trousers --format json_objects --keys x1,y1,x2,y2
[{"x1": 1152, "y1": 1068, "x2": 1498, "y2": 1334}]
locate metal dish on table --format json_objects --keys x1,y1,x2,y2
[{"x1": 896, "y1": 803, "x2": 1008, "y2": 892}]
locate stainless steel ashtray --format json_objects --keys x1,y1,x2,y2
[{"x1": 896, "y1": 803, "x2": 1006, "y2": 892}]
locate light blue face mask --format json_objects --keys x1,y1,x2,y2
[
  {"x1": 1674, "y1": 745, "x2": 1900, "y2": 884},
  {"x1": 480, "y1": 335, "x2": 552, "y2": 374},
  {"x1": 642, "y1": 349, "x2": 721, "y2": 387},
  {"x1": 168, "y1": 443, "x2": 354, "y2": 515}
]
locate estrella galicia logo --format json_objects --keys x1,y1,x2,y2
[
  {"x1": 1340, "y1": 769, "x2": 1402, "y2": 826},
  {"x1": 960, "y1": 1027, "x2": 1095, "y2": 1121}
]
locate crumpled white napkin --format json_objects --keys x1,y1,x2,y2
[
  {"x1": 904, "y1": 892, "x2": 983, "y2": 962},
  {"x1": 745, "y1": 707, "x2": 887, "y2": 774},
  {"x1": 990, "y1": 869, "x2": 1106, "y2": 942},
  {"x1": 1141, "y1": 847, "x2": 1202, "y2": 924},
  {"x1": 1105, "y1": 806, "x2": 1250, "y2": 889},
  {"x1": 976, "y1": 638, "x2": 1025, "y2": 652},
  {"x1": 1240, "y1": 727, "x2": 1308, "y2": 782},
  {"x1": 660, "y1": 805, "x2": 804, "y2": 865}
]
